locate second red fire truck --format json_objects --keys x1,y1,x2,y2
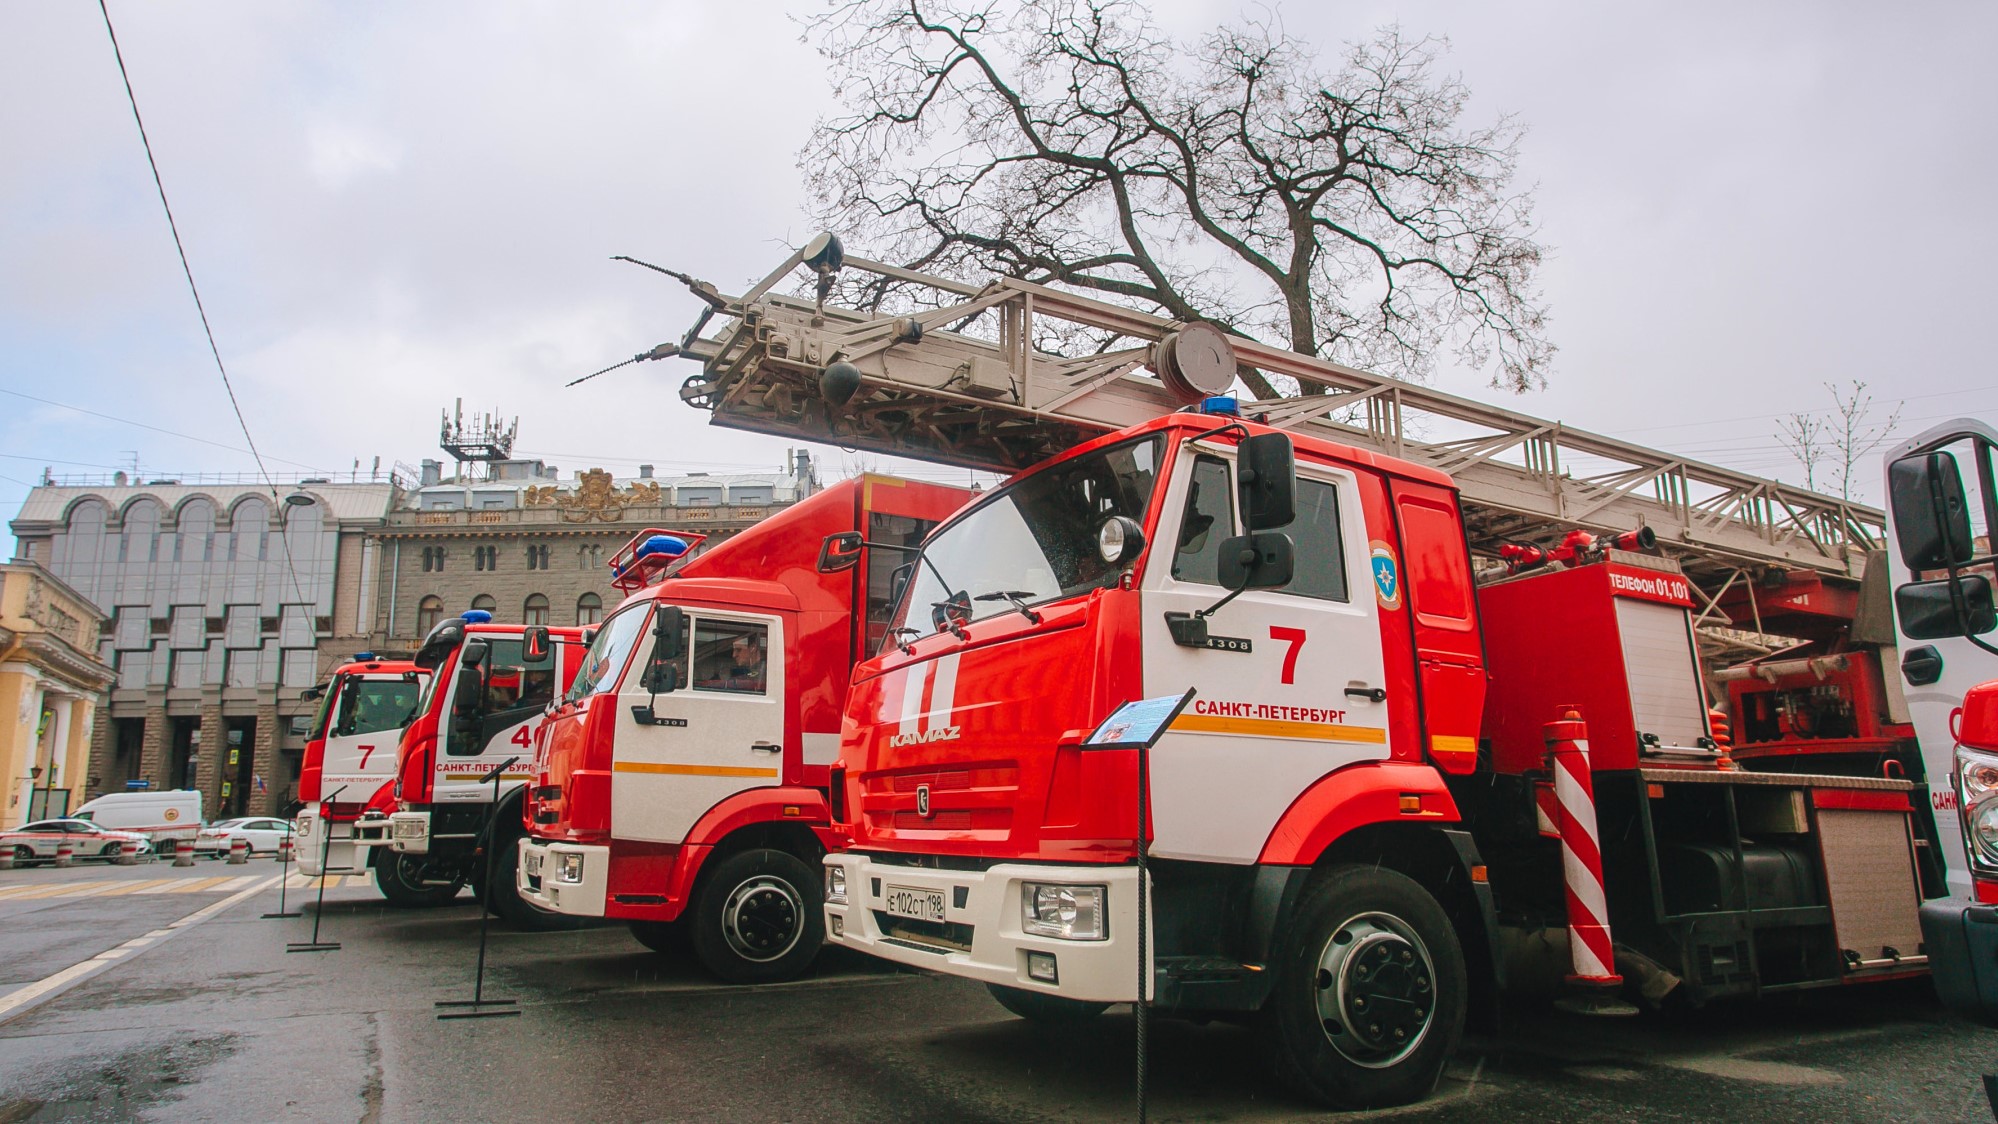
[{"x1": 516, "y1": 474, "x2": 971, "y2": 981}]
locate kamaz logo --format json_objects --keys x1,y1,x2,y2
[
  {"x1": 916, "y1": 785, "x2": 932, "y2": 817},
  {"x1": 889, "y1": 726, "x2": 961, "y2": 748}
]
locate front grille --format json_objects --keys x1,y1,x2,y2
[
  {"x1": 874, "y1": 913, "x2": 974, "y2": 952},
  {"x1": 893, "y1": 770, "x2": 972, "y2": 792}
]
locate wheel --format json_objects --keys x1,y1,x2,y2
[
  {"x1": 372, "y1": 850, "x2": 462, "y2": 907},
  {"x1": 629, "y1": 919, "x2": 689, "y2": 954},
  {"x1": 1256, "y1": 864, "x2": 1466, "y2": 1110},
  {"x1": 99, "y1": 843, "x2": 122, "y2": 860},
  {"x1": 13, "y1": 845, "x2": 34, "y2": 865},
  {"x1": 688, "y1": 848, "x2": 823, "y2": 984},
  {"x1": 486, "y1": 831, "x2": 589, "y2": 931},
  {"x1": 986, "y1": 984, "x2": 1111, "y2": 1023}
]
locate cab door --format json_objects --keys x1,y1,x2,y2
[
  {"x1": 1141, "y1": 449, "x2": 1393, "y2": 864},
  {"x1": 434, "y1": 635, "x2": 554, "y2": 804},
  {"x1": 610, "y1": 611, "x2": 787, "y2": 843}
]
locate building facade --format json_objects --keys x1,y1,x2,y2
[
  {"x1": 368, "y1": 453, "x2": 820, "y2": 647},
  {"x1": 9, "y1": 478, "x2": 396, "y2": 817},
  {"x1": 0, "y1": 562, "x2": 116, "y2": 829}
]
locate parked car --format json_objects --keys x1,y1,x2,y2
[
  {"x1": 2, "y1": 820, "x2": 152, "y2": 864},
  {"x1": 194, "y1": 817, "x2": 295, "y2": 857}
]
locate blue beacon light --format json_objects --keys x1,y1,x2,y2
[
  {"x1": 1199, "y1": 395, "x2": 1240, "y2": 416},
  {"x1": 461, "y1": 609, "x2": 494, "y2": 624}
]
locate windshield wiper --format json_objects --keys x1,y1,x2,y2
[
  {"x1": 973, "y1": 590, "x2": 1043, "y2": 625},
  {"x1": 888, "y1": 626, "x2": 923, "y2": 654}
]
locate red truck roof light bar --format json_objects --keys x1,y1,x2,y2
[{"x1": 608, "y1": 528, "x2": 709, "y2": 592}]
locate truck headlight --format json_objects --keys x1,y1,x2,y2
[
  {"x1": 1021, "y1": 882, "x2": 1106, "y2": 941},
  {"x1": 825, "y1": 864, "x2": 848, "y2": 905},
  {"x1": 557, "y1": 853, "x2": 584, "y2": 884},
  {"x1": 1958, "y1": 745, "x2": 1998, "y2": 865}
]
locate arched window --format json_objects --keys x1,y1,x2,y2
[
  {"x1": 575, "y1": 592, "x2": 603, "y2": 626},
  {"x1": 120, "y1": 499, "x2": 162, "y2": 563},
  {"x1": 64, "y1": 499, "x2": 108, "y2": 568},
  {"x1": 416, "y1": 596, "x2": 444, "y2": 636},
  {"x1": 280, "y1": 497, "x2": 322, "y2": 566},
  {"x1": 471, "y1": 594, "x2": 497, "y2": 615},
  {"x1": 523, "y1": 594, "x2": 549, "y2": 627},
  {"x1": 230, "y1": 498, "x2": 270, "y2": 562},
  {"x1": 176, "y1": 498, "x2": 215, "y2": 563}
]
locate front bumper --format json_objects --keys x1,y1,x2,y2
[
  {"x1": 823, "y1": 854, "x2": 1145, "y2": 1004},
  {"x1": 516, "y1": 838, "x2": 609, "y2": 917},
  {"x1": 294, "y1": 813, "x2": 370, "y2": 876},
  {"x1": 1921, "y1": 897, "x2": 1998, "y2": 1020}
]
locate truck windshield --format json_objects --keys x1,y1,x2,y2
[
  {"x1": 332, "y1": 678, "x2": 422, "y2": 737},
  {"x1": 565, "y1": 605, "x2": 651, "y2": 702},
  {"x1": 891, "y1": 436, "x2": 1162, "y2": 635}
]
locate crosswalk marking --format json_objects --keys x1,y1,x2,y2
[{"x1": 0, "y1": 873, "x2": 361, "y2": 901}]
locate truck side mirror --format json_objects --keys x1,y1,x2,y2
[
  {"x1": 1217, "y1": 531, "x2": 1295, "y2": 590},
  {"x1": 642, "y1": 604, "x2": 686, "y2": 694},
  {"x1": 1889, "y1": 451, "x2": 1973, "y2": 570},
  {"x1": 1238, "y1": 432, "x2": 1296, "y2": 530},
  {"x1": 1895, "y1": 576, "x2": 1997, "y2": 640},
  {"x1": 818, "y1": 532, "x2": 864, "y2": 573},
  {"x1": 460, "y1": 638, "x2": 490, "y2": 668},
  {"x1": 522, "y1": 626, "x2": 551, "y2": 662},
  {"x1": 889, "y1": 561, "x2": 914, "y2": 607},
  {"x1": 652, "y1": 604, "x2": 685, "y2": 661},
  {"x1": 452, "y1": 664, "x2": 485, "y2": 717}
]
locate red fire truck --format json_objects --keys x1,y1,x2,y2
[
  {"x1": 631, "y1": 239, "x2": 1939, "y2": 1108},
  {"x1": 294, "y1": 655, "x2": 428, "y2": 879},
  {"x1": 350, "y1": 613, "x2": 586, "y2": 920},
  {"x1": 516, "y1": 474, "x2": 972, "y2": 981}
]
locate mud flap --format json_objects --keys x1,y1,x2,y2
[{"x1": 1921, "y1": 899, "x2": 1998, "y2": 1022}]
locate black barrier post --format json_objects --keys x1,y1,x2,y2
[
  {"x1": 287, "y1": 785, "x2": 346, "y2": 951},
  {"x1": 437, "y1": 757, "x2": 520, "y2": 1020},
  {"x1": 260, "y1": 825, "x2": 300, "y2": 919}
]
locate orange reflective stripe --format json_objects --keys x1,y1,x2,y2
[
  {"x1": 612, "y1": 761, "x2": 779, "y2": 779},
  {"x1": 1169, "y1": 713, "x2": 1388, "y2": 744}
]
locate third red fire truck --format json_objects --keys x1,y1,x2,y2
[
  {"x1": 294, "y1": 655, "x2": 428, "y2": 879},
  {"x1": 516, "y1": 474, "x2": 971, "y2": 981}
]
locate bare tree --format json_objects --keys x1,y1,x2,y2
[
  {"x1": 1778, "y1": 381, "x2": 1903, "y2": 500},
  {"x1": 1826, "y1": 381, "x2": 1903, "y2": 501},
  {"x1": 800, "y1": 0, "x2": 1553, "y2": 398},
  {"x1": 1777, "y1": 410, "x2": 1829, "y2": 493}
]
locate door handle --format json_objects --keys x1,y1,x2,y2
[
  {"x1": 751, "y1": 742, "x2": 781, "y2": 754},
  {"x1": 1344, "y1": 686, "x2": 1387, "y2": 703}
]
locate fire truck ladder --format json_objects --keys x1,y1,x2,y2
[{"x1": 644, "y1": 239, "x2": 1882, "y2": 605}]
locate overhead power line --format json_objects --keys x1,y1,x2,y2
[
  {"x1": 97, "y1": 0, "x2": 278, "y2": 490},
  {"x1": 97, "y1": 0, "x2": 313, "y2": 619}
]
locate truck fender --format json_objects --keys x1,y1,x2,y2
[
  {"x1": 662, "y1": 787, "x2": 839, "y2": 910},
  {"x1": 1256, "y1": 761, "x2": 1459, "y2": 865}
]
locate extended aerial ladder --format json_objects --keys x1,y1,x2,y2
[{"x1": 623, "y1": 234, "x2": 1883, "y2": 627}]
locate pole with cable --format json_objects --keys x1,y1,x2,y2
[{"x1": 286, "y1": 785, "x2": 344, "y2": 951}]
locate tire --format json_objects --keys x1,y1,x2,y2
[
  {"x1": 372, "y1": 850, "x2": 462, "y2": 908},
  {"x1": 1256, "y1": 863, "x2": 1465, "y2": 1110},
  {"x1": 986, "y1": 984, "x2": 1111, "y2": 1024},
  {"x1": 486, "y1": 831, "x2": 589, "y2": 931},
  {"x1": 99, "y1": 843, "x2": 122, "y2": 860},
  {"x1": 13, "y1": 845, "x2": 34, "y2": 865},
  {"x1": 629, "y1": 919, "x2": 689, "y2": 954},
  {"x1": 688, "y1": 848, "x2": 823, "y2": 984}
]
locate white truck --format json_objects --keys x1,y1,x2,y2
[{"x1": 1886, "y1": 417, "x2": 1998, "y2": 1018}]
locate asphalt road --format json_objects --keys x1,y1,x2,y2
[{"x1": 0, "y1": 859, "x2": 1993, "y2": 1122}]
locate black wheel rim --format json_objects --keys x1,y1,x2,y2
[
  {"x1": 720, "y1": 874, "x2": 804, "y2": 963},
  {"x1": 1312, "y1": 910, "x2": 1437, "y2": 1069}
]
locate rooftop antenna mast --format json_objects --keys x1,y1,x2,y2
[{"x1": 439, "y1": 398, "x2": 518, "y2": 483}]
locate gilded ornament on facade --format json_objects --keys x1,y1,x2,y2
[{"x1": 521, "y1": 470, "x2": 663, "y2": 523}]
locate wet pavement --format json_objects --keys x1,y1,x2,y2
[{"x1": 0, "y1": 858, "x2": 1994, "y2": 1122}]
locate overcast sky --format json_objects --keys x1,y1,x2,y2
[{"x1": 3, "y1": 1, "x2": 1993, "y2": 552}]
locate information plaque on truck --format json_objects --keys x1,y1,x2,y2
[{"x1": 1083, "y1": 689, "x2": 1198, "y2": 749}]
